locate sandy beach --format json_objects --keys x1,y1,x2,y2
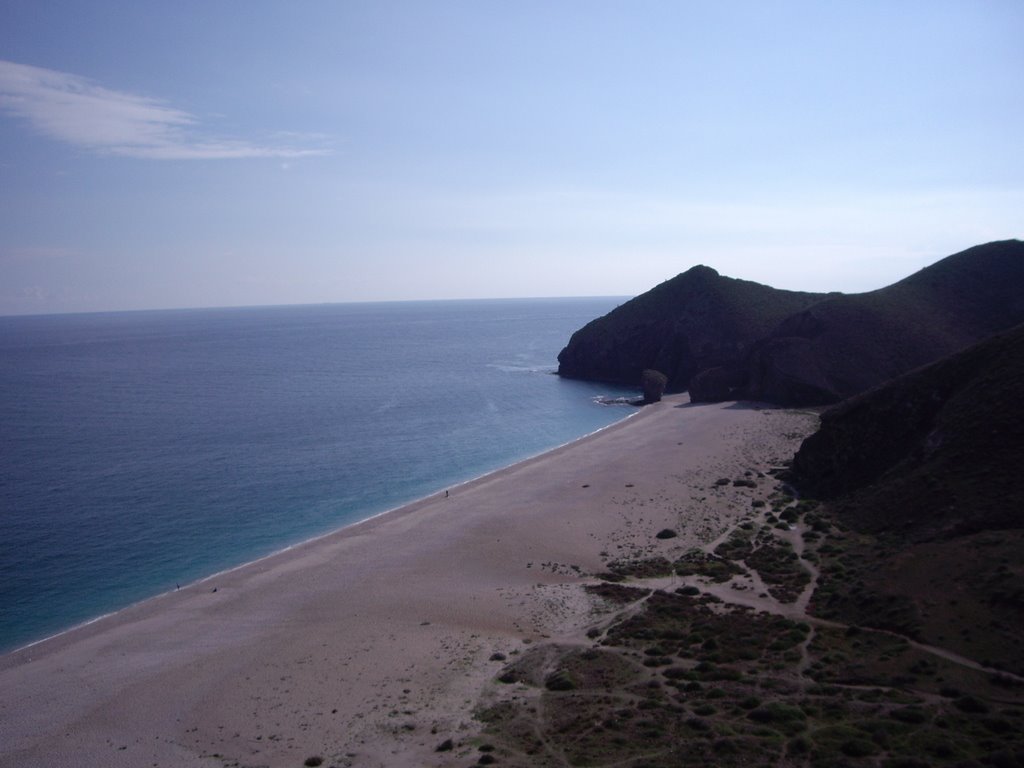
[{"x1": 0, "y1": 396, "x2": 817, "y2": 768}]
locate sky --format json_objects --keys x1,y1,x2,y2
[{"x1": 1, "y1": 1, "x2": 1021, "y2": 315}]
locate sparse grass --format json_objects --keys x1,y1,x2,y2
[
  {"x1": 475, "y1": 478, "x2": 1024, "y2": 768},
  {"x1": 605, "y1": 556, "x2": 674, "y2": 580},
  {"x1": 674, "y1": 550, "x2": 745, "y2": 583},
  {"x1": 745, "y1": 537, "x2": 810, "y2": 603}
]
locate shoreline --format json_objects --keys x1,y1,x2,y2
[
  {"x1": 4, "y1": 404, "x2": 640, "y2": 659},
  {"x1": 0, "y1": 395, "x2": 818, "y2": 768}
]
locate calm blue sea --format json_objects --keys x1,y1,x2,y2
[{"x1": 0, "y1": 298, "x2": 634, "y2": 653}]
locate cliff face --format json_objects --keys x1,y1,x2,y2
[
  {"x1": 560, "y1": 240, "x2": 1024, "y2": 405},
  {"x1": 556, "y1": 265, "x2": 824, "y2": 392},
  {"x1": 792, "y1": 322, "x2": 1024, "y2": 539}
]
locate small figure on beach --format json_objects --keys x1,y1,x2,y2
[{"x1": 445, "y1": 490, "x2": 449, "y2": 498}]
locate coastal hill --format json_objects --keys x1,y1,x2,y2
[
  {"x1": 556, "y1": 265, "x2": 825, "y2": 391},
  {"x1": 559, "y1": 239, "x2": 1024, "y2": 406},
  {"x1": 791, "y1": 323, "x2": 1024, "y2": 674},
  {"x1": 731, "y1": 239, "x2": 1024, "y2": 405}
]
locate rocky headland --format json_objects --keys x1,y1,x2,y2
[
  {"x1": 556, "y1": 265, "x2": 825, "y2": 393},
  {"x1": 558, "y1": 240, "x2": 1024, "y2": 406}
]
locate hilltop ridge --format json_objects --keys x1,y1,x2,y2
[{"x1": 734, "y1": 239, "x2": 1024, "y2": 404}]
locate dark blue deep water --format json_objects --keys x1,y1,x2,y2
[{"x1": 0, "y1": 299, "x2": 634, "y2": 653}]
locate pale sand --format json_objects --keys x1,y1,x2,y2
[{"x1": 0, "y1": 396, "x2": 817, "y2": 768}]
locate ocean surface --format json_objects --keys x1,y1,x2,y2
[{"x1": 0, "y1": 298, "x2": 635, "y2": 653}]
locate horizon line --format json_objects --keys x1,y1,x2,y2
[{"x1": 0, "y1": 294, "x2": 635, "y2": 321}]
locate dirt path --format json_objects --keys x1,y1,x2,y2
[{"x1": 646, "y1": 495, "x2": 1024, "y2": 686}]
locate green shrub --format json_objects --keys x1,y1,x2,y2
[{"x1": 544, "y1": 669, "x2": 577, "y2": 691}]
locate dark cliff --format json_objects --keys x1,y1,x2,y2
[
  {"x1": 559, "y1": 239, "x2": 1024, "y2": 405},
  {"x1": 793, "y1": 322, "x2": 1024, "y2": 539},
  {"x1": 556, "y1": 265, "x2": 824, "y2": 392}
]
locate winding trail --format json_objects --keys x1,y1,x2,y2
[
  {"x1": 681, "y1": 504, "x2": 1024, "y2": 686},
  {"x1": 611, "y1": 490, "x2": 1024, "y2": 689}
]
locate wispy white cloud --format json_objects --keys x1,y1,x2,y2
[{"x1": 0, "y1": 59, "x2": 330, "y2": 160}]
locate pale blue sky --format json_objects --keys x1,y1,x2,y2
[{"x1": 1, "y1": 1, "x2": 1021, "y2": 315}]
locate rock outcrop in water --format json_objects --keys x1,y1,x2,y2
[{"x1": 560, "y1": 240, "x2": 1024, "y2": 406}]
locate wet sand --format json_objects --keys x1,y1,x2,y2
[{"x1": 0, "y1": 396, "x2": 817, "y2": 768}]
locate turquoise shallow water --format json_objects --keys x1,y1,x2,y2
[{"x1": 0, "y1": 298, "x2": 634, "y2": 653}]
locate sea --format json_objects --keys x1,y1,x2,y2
[{"x1": 0, "y1": 298, "x2": 636, "y2": 654}]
